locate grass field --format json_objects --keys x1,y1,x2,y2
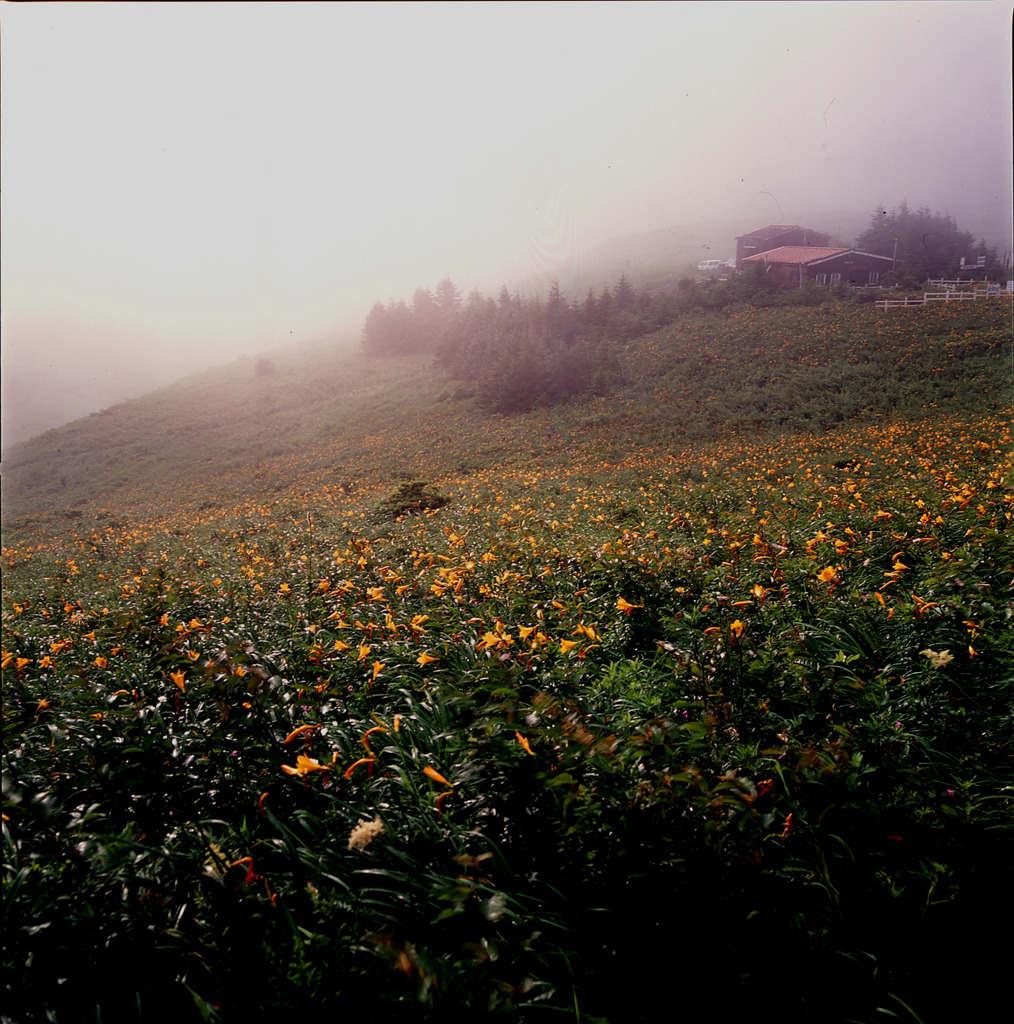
[{"x1": 3, "y1": 298, "x2": 1013, "y2": 1022}]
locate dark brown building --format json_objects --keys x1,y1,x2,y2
[
  {"x1": 735, "y1": 224, "x2": 831, "y2": 269},
  {"x1": 742, "y1": 246, "x2": 895, "y2": 288}
]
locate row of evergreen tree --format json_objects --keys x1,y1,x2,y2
[
  {"x1": 360, "y1": 269, "x2": 829, "y2": 412},
  {"x1": 362, "y1": 274, "x2": 686, "y2": 412},
  {"x1": 855, "y1": 203, "x2": 1007, "y2": 284}
]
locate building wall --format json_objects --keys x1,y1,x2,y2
[
  {"x1": 805, "y1": 252, "x2": 892, "y2": 287},
  {"x1": 750, "y1": 252, "x2": 894, "y2": 288}
]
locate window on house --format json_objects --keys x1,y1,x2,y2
[
  {"x1": 743, "y1": 239, "x2": 756, "y2": 250},
  {"x1": 830, "y1": 273, "x2": 841, "y2": 285},
  {"x1": 815, "y1": 273, "x2": 828, "y2": 285},
  {"x1": 868, "y1": 271, "x2": 879, "y2": 285}
]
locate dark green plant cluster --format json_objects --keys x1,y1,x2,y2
[{"x1": 373, "y1": 480, "x2": 450, "y2": 522}]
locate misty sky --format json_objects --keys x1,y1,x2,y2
[{"x1": 2, "y1": 1, "x2": 1011, "y2": 447}]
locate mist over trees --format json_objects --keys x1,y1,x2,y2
[
  {"x1": 360, "y1": 202, "x2": 1009, "y2": 415},
  {"x1": 361, "y1": 265, "x2": 855, "y2": 413},
  {"x1": 856, "y1": 202, "x2": 1006, "y2": 284}
]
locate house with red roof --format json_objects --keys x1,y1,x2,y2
[
  {"x1": 741, "y1": 246, "x2": 895, "y2": 288},
  {"x1": 734, "y1": 225, "x2": 831, "y2": 269}
]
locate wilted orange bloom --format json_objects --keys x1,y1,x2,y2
[{"x1": 516, "y1": 731, "x2": 534, "y2": 756}]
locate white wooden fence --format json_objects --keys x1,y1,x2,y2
[{"x1": 875, "y1": 287, "x2": 1009, "y2": 311}]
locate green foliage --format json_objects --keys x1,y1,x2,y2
[{"x1": 856, "y1": 202, "x2": 1004, "y2": 284}]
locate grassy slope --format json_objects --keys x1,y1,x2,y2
[
  {"x1": 2, "y1": 297, "x2": 1013, "y2": 1022},
  {"x1": 2, "y1": 299, "x2": 1010, "y2": 528}
]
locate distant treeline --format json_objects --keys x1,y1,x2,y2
[
  {"x1": 361, "y1": 269, "x2": 822, "y2": 412},
  {"x1": 856, "y1": 203, "x2": 1007, "y2": 286},
  {"x1": 362, "y1": 205, "x2": 1008, "y2": 414}
]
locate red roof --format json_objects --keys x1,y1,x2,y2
[{"x1": 743, "y1": 246, "x2": 849, "y2": 265}]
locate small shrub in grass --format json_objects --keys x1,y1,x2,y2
[{"x1": 372, "y1": 480, "x2": 450, "y2": 523}]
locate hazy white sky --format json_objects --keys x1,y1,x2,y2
[{"x1": 1, "y1": 1, "x2": 1011, "y2": 445}]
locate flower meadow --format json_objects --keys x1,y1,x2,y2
[{"x1": 3, "y1": 304, "x2": 1014, "y2": 1022}]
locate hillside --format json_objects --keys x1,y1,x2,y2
[
  {"x1": 3, "y1": 295, "x2": 1013, "y2": 1022},
  {"x1": 2, "y1": 297, "x2": 1010, "y2": 527}
]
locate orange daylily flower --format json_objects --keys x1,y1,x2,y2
[
  {"x1": 616, "y1": 597, "x2": 643, "y2": 615},
  {"x1": 282, "y1": 754, "x2": 327, "y2": 777}
]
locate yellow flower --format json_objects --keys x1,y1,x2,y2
[
  {"x1": 616, "y1": 597, "x2": 643, "y2": 615},
  {"x1": 559, "y1": 639, "x2": 580, "y2": 653},
  {"x1": 282, "y1": 754, "x2": 327, "y2": 777},
  {"x1": 477, "y1": 631, "x2": 503, "y2": 651},
  {"x1": 515, "y1": 731, "x2": 534, "y2": 756},
  {"x1": 371, "y1": 660, "x2": 385, "y2": 681},
  {"x1": 730, "y1": 620, "x2": 745, "y2": 639},
  {"x1": 416, "y1": 651, "x2": 440, "y2": 667},
  {"x1": 170, "y1": 670, "x2": 186, "y2": 692},
  {"x1": 817, "y1": 566, "x2": 840, "y2": 583}
]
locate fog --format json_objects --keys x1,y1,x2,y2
[{"x1": 2, "y1": 1, "x2": 1011, "y2": 448}]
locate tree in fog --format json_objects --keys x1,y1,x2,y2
[{"x1": 856, "y1": 203, "x2": 983, "y2": 284}]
